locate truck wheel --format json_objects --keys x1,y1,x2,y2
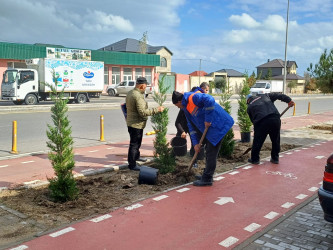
[
  {"x1": 108, "y1": 89, "x2": 115, "y2": 96},
  {"x1": 76, "y1": 93, "x2": 87, "y2": 104},
  {"x1": 25, "y1": 94, "x2": 37, "y2": 105},
  {"x1": 145, "y1": 94, "x2": 149, "y2": 98},
  {"x1": 13, "y1": 101, "x2": 24, "y2": 105}
]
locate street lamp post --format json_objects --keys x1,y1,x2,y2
[{"x1": 283, "y1": 0, "x2": 290, "y2": 94}]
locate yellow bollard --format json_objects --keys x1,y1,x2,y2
[
  {"x1": 293, "y1": 103, "x2": 296, "y2": 116},
  {"x1": 308, "y1": 102, "x2": 311, "y2": 114},
  {"x1": 11, "y1": 121, "x2": 18, "y2": 154},
  {"x1": 100, "y1": 115, "x2": 105, "y2": 141}
]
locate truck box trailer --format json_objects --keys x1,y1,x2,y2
[
  {"x1": 250, "y1": 80, "x2": 283, "y2": 95},
  {"x1": 1, "y1": 58, "x2": 104, "y2": 105}
]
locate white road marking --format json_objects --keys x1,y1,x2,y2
[
  {"x1": 264, "y1": 211, "x2": 279, "y2": 219},
  {"x1": 315, "y1": 156, "x2": 325, "y2": 159},
  {"x1": 0, "y1": 165, "x2": 8, "y2": 168},
  {"x1": 107, "y1": 147, "x2": 114, "y2": 149},
  {"x1": 125, "y1": 203, "x2": 143, "y2": 210},
  {"x1": 296, "y1": 194, "x2": 308, "y2": 200},
  {"x1": 281, "y1": 202, "x2": 295, "y2": 208},
  {"x1": 285, "y1": 152, "x2": 292, "y2": 155},
  {"x1": 244, "y1": 223, "x2": 261, "y2": 232},
  {"x1": 49, "y1": 227, "x2": 75, "y2": 237},
  {"x1": 219, "y1": 236, "x2": 239, "y2": 247},
  {"x1": 81, "y1": 168, "x2": 94, "y2": 173},
  {"x1": 295, "y1": 150, "x2": 301, "y2": 152},
  {"x1": 315, "y1": 144, "x2": 321, "y2": 146},
  {"x1": 10, "y1": 245, "x2": 28, "y2": 250},
  {"x1": 23, "y1": 180, "x2": 40, "y2": 185},
  {"x1": 21, "y1": 161, "x2": 34, "y2": 164},
  {"x1": 243, "y1": 166, "x2": 252, "y2": 170},
  {"x1": 90, "y1": 214, "x2": 112, "y2": 223},
  {"x1": 214, "y1": 176, "x2": 225, "y2": 181},
  {"x1": 302, "y1": 148, "x2": 309, "y2": 150},
  {"x1": 319, "y1": 181, "x2": 323, "y2": 185},
  {"x1": 308, "y1": 187, "x2": 319, "y2": 192},
  {"x1": 229, "y1": 171, "x2": 239, "y2": 175},
  {"x1": 103, "y1": 164, "x2": 115, "y2": 167},
  {"x1": 153, "y1": 195, "x2": 169, "y2": 201},
  {"x1": 88, "y1": 150, "x2": 99, "y2": 153},
  {"x1": 176, "y1": 188, "x2": 190, "y2": 193},
  {"x1": 214, "y1": 197, "x2": 234, "y2": 206}
]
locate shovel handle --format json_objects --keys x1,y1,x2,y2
[{"x1": 188, "y1": 126, "x2": 209, "y2": 173}]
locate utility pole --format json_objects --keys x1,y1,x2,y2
[{"x1": 283, "y1": 0, "x2": 290, "y2": 94}]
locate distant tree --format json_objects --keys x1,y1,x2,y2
[
  {"x1": 257, "y1": 70, "x2": 263, "y2": 80},
  {"x1": 209, "y1": 81, "x2": 215, "y2": 93},
  {"x1": 307, "y1": 48, "x2": 333, "y2": 93},
  {"x1": 237, "y1": 75, "x2": 252, "y2": 134},
  {"x1": 248, "y1": 71, "x2": 256, "y2": 87},
  {"x1": 265, "y1": 68, "x2": 272, "y2": 80},
  {"x1": 215, "y1": 78, "x2": 227, "y2": 93},
  {"x1": 287, "y1": 80, "x2": 298, "y2": 93},
  {"x1": 139, "y1": 31, "x2": 148, "y2": 54},
  {"x1": 304, "y1": 72, "x2": 317, "y2": 93}
]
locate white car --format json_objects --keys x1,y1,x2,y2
[{"x1": 106, "y1": 80, "x2": 154, "y2": 97}]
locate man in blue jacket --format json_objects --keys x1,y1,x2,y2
[{"x1": 172, "y1": 89, "x2": 234, "y2": 186}]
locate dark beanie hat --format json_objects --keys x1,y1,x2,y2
[
  {"x1": 172, "y1": 91, "x2": 183, "y2": 104},
  {"x1": 136, "y1": 77, "x2": 147, "y2": 84}
]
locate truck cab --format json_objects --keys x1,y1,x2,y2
[{"x1": 2, "y1": 69, "x2": 39, "y2": 105}]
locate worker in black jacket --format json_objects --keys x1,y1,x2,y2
[{"x1": 246, "y1": 93, "x2": 295, "y2": 165}]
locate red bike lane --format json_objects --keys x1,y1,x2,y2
[{"x1": 11, "y1": 140, "x2": 331, "y2": 250}]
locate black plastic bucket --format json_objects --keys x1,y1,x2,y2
[
  {"x1": 241, "y1": 132, "x2": 251, "y2": 143},
  {"x1": 138, "y1": 166, "x2": 159, "y2": 185},
  {"x1": 170, "y1": 137, "x2": 187, "y2": 156}
]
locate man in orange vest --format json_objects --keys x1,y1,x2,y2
[{"x1": 172, "y1": 89, "x2": 234, "y2": 186}]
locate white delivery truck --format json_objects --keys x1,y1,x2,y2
[
  {"x1": 250, "y1": 80, "x2": 283, "y2": 96},
  {"x1": 1, "y1": 58, "x2": 104, "y2": 105}
]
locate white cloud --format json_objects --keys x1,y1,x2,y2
[
  {"x1": 318, "y1": 36, "x2": 333, "y2": 48},
  {"x1": 229, "y1": 13, "x2": 260, "y2": 29},
  {"x1": 262, "y1": 15, "x2": 286, "y2": 32}
]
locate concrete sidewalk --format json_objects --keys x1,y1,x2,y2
[{"x1": 1, "y1": 111, "x2": 333, "y2": 249}]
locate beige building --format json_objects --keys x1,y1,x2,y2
[
  {"x1": 99, "y1": 38, "x2": 173, "y2": 75},
  {"x1": 206, "y1": 69, "x2": 246, "y2": 94}
]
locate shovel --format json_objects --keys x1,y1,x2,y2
[
  {"x1": 242, "y1": 106, "x2": 291, "y2": 156},
  {"x1": 187, "y1": 126, "x2": 209, "y2": 174}
]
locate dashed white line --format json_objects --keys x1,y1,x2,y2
[
  {"x1": 244, "y1": 223, "x2": 261, "y2": 232},
  {"x1": 176, "y1": 188, "x2": 190, "y2": 193},
  {"x1": 107, "y1": 147, "x2": 114, "y2": 149},
  {"x1": 125, "y1": 203, "x2": 143, "y2": 210},
  {"x1": 302, "y1": 148, "x2": 309, "y2": 150},
  {"x1": 0, "y1": 165, "x2": 8, "y2": 168},
  {"x1": 219, "y1": 236, "x2": 239, "y2": 247},
  {"x1": 153, "y1": 195, "x2": 169, "y2": 201},
  {"x1": 264, "y1": 211, "x2": 279, "y2": 219},
  {"x1": 90, "y1": 214, "x2": 112, "y2": 223},
  {"x1": 23, "y1": 180, "x2": 41, "y2": 185},
  {"x1": 21, "y1": 161, "x2": 34, "y2": 164},
  {"x1": 229, "y1": 171, "x2": 239, "y2": 175},
  {"x1": 243, "y1": 166, "x2": 253, "y2": 170},
  {"x1": 309, "y1": 187, "x2": 319, "y2": 192},
  {"x1": 294, "y1": 150, "x2": 301, "y2": 152},
  {"x1": 49, "y1": 227, "x2": 75, "y2": 237},
  {"x1": 296, "y1": 194, "x2": 308, "y2": 200},
  {"x1": 10, "y1": 245, "x2": 28, "y2": 250},
  {"x1": 81, "y1": 168, "x2": 95, "y2": 173},
  {"x1": 281, "y1": 202, "x2": 295, "y2": 208},
  {"x1": 88, "y1": 150, "x2": 99, "y2": 153},
  {"x1": 285, "y1": 152, "x2": 293, "y2": 155},
  {"x1": 103, "y1": 164, "x2": 115, "y2": 167},
  {"x1": 315, "y1": 156, "x2": 325, "y2": 159},
  {"x1": 214, "y1": 176, "x2": 225, "y2": 181}
]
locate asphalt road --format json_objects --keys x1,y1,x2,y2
[{"x1": 0, "y1": 94, "x2": 332, "y2": 158}]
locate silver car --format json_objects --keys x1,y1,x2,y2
[{"x1": 107, "y1": 80, "x2": 154, "y2": 97}]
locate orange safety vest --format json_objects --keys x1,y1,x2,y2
[{"x1": 186, "y1": 91, "x2": 201, "y2": 116}]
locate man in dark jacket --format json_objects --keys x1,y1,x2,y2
[
  {"x1": 246, "y1": 93, "x2": 294, "y2": 165},
  {"x1": 172, "y1": 90, "x2": 234, "y2": 186}
]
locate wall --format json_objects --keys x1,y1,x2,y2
[
  {"x1": 189, "y1": 76, "x2": 214, "y2": 90},
  {"x1": 155, "y1": 48, "x2": 172, "y2": 73},
  {"x1": 227, "y1": 76, "x2": 246, "y2": 94},
  {"x1": 175, "y1": 74, "x2": 190, "y2": 93}
]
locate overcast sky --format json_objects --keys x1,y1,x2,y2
[{"x1": 1, "y1": 0, "x2": 332, "y2": 76}]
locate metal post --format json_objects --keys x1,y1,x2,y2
[
  {"x1": 100, "y1": 115, "x2": 105, "y2": 141},
  {"x1": 199, "y1": 59, "x2": 202, "y2": 86},
  {"x1": 308, "y1": 102, "x2": 311, "y2": 114},
  {"x1": 11, "y1": 121, "x2": 18, "y2": 154},
  {"x1": 293, "y1": 103, "x2": 296, "y2": 116},
  {"x1": 283, "y1": 0, "x2": 290, "y2": 94}
]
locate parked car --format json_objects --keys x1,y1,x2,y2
[
  {"x1": 318, "y1": 153, "x2": 333, "y2": 222},
  {"x1": 106, "y1": 80, "x2": 154, "y2": 97}
]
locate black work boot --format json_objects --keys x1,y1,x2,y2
[
  {"x1": 248, "y1": 158, "x2": 260, "y2": 165},
  {"x1": 193, "y1": 179, "x2": 213, "y2": 186}
]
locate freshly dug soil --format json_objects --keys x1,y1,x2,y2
[{"x1": 0, "y1": 142, "x2": 298, "y2": 248}]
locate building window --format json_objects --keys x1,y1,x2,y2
[
  {"x1": 135, "y1": 68, "x2": 142, "y2": 80},
  {"x1": 123, "y1": 67, "x2": 132, "y2": 81},
  {"x1": 145, "y1": 68, "x2": 152, "y2": 84},
  {"x1": 112, "y1": 67, "x2": 120, "y2": 85},
  {"x1": 104, "y1": 66, "x2": 109, "y2": 85},
  {"x1": 7, "y1": 62, "x2": 27, "y2": 69},
  {"x1": 160, "y1": 57, "x2": 167, "y2": 67}
]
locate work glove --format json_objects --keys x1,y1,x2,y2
[{"x1": 288, "y1": 101, "x2": 295, "y2": 107}]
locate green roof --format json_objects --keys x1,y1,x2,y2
[{"x1": 0, "y1": 42, "x2": 160, "y2": 66}]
